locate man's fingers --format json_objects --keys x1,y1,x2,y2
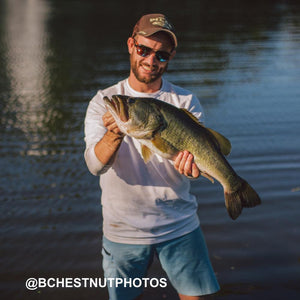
[
  {"x1": 174, "y1": 151, "x2": 183, "y2": 172},
  {"x1": 102, "y1": 111, "x2": 124, "y2": 136},
  {"x1": 191, "y1": 162, "x2": 200, "y2": 178},
  {"x1": 184, "y1": 153, "x2": 194, "y2": 177},
  {"x1": 102, "y1": 111, "x2": 114, "y2": 127},
  {"x1": 179, "y1": 151, "x2": 189, "y2": 174},
  {"x1": 174, "y1": 151, "x2": 200, "y2": 178}
]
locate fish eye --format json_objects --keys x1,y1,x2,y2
[{"x1": 128, "y1": 98, "x2": 135, "y2": 104}]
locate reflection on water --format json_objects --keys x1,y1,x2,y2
[
  {"x1": 0, "y1": 1, "x2": 300, "y2": 299},
  {"x1": 3, "y1": 0, "x2": 51, "y2": 156}
]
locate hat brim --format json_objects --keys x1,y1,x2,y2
[{"x1": 137, "y1": 28, "x2": 177, "y2": 48}]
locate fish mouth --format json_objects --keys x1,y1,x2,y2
[{"x1": 103, "y1": 95, "x2": 129, "y2": 122}]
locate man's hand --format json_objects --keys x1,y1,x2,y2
[
  {"x1": 174, "y1": 150, "x2": 200, "y2": 178},
  {"x1": 94, "y1": 111, "x2": 124, "y2": 166},
  {"x1": 102, "y1": 111, "x2": 124, "y2": 137}
]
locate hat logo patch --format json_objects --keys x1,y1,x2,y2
[{"x1": 150, "y1": 17, "x2": 172, "y2": 30}]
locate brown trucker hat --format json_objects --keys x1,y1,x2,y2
[{"x1": 132, "y1": 14, "x2": 177, "y2": 48}]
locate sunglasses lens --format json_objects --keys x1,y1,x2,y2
[
  {"x1": 134, "y1": 40, "x2": 170, "y2": 62},
  {"x1": 156, "y1": 52, "x2": 170, "y2": 62},
  {"x1": 136, "y1": 45, "x2": 151, "y2": 57}
]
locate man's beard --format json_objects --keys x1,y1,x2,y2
[{"x1": 130, "y1": 56, "x2": 168, "y2": 84}]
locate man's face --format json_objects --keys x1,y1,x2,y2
[{"x1": 128, "y1": 33, "x2": 175, "y2": 85}]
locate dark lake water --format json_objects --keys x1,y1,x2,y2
[{"x1": 1, "y1": 0, "x2": 299, "y2": 299}]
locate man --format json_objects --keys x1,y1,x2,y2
[{"x1": 84, "y1": 13, "x2": 220, "y2": 300}]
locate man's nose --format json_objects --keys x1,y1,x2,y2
[{"x1": 143, "y1": 52, "x2": 158, "y2": 65}]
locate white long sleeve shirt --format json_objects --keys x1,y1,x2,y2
[{"x1": 84, "y1": 78, "x2": 204, "y2": 244}]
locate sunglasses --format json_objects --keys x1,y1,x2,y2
[{"x1": 133, "y1": 39, "x2": 171, "y2": 62}]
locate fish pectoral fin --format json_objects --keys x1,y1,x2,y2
[
  {"x1": 141, "y1": 144, "x2": 153, "y2": 163},
  {"x1": 200, "y1": 172, "x2": 215, "y2": 183},
  {"x1": 207, "y1": 128, "x2": 231, "y2": 156},
  {"x1": 151, "y1": 134, "x2": 172, "y2": 154}
]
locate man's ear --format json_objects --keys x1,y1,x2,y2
[{"x1": 127, "y1": 37, "x2": 134, "y2": 55}]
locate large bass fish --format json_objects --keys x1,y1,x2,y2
[{"x1": 104, "y1": 95, "x2": 261, "y2": 220}]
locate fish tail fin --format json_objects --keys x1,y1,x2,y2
[{"x1": 224, "y1": 179, "x2": 261, "y2": 220}]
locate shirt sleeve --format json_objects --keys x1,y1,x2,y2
[
  {"x1": 84, "y1": 91, "x2": 110, "y2": 176},
  {"x1": 186, "y1": 94, "x2": 205, "y2": 124},
  {"x1": 168, "y1": 80, "x2": 205, "y2": 124}
]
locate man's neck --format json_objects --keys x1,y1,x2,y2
[{"x1": 128, "y1": 74, "x2": 162, "y2": 93}]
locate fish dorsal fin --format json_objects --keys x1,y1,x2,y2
[
  {"x1": 141, "y1": 144, "x2": 153, "y2": 163},
  {"x1": 207, "y1": 128, "x2": 231, "y2": 156},
  {"x1": 181, "y1": 108, "x2": 204, "y2": 125},
  {"x1": 181, "y1": 108, "x2": 231, "y2": 156}
]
